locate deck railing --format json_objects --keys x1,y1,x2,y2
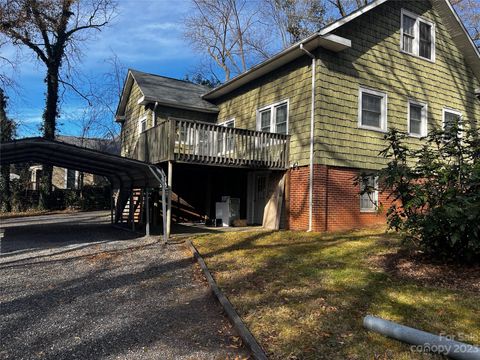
[{"x1": 132, "y1": 118, "x2": 290, "y2": 169}]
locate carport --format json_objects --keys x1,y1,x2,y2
[{"x1": 0, "y1": 137, "x2": 169, "y2": 241}]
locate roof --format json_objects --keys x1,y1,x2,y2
[
  {"x1": 57, "y1": 135, "x2": 120, "y2": 155},
  {"x1": 116, "y1": 70, "x2": 218, "y2": 120},
  {"x1": 203, "y1": 0, "x2": 480, "y2": 100},
  {"x1": 0, "y1": 138, "x2": 166, "y2": 189}
]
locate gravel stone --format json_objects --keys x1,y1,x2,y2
[{"x1": 0, "y1": 211, "x2": 249, "y2": 359}]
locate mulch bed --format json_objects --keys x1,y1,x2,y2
[{"x1": 371, "y1": 248, "x2": 480, "y2": 293}]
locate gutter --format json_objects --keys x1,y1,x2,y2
[
  {"x1": 299, "y1": 43, "x2": 316, "y2": 232},
  {"x1": 152, "y1": 101, "x2": 159, "y2": 126},
  {"x1": 138, "y1": 96, "x2": 219, "y2": 114}
]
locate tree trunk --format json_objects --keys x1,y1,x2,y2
[
  {"x1": 39, "y1": 64, "x2": 60, "y2": 209},
  {"x1": 0, "y1": 88, "x2": 12, "y2": 212}
]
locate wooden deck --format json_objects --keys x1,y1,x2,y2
[{"x1": 132, "y1": 118, "x2": 290, "y2": 169}]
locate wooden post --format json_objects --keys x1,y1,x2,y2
[
  {"x1": 145, "y1": 187, "x2": 150, "y2": 236},
  {"x1": 166, "y1": 161, "x2": 173, "y2": 239}
]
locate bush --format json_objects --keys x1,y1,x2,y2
[{"x1": 359, "y1": 121, "x2": 480, "y2": 263}]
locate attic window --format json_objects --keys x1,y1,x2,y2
[{"x1": 401, "y1": 9, "x2": 435, "y2": 61}]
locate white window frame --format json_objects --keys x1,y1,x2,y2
[
  {"x1": 407, "y1": 100, "x2": 428, "y2": 137},
  {"x1": 400, "y1": 9, "x2": 436, "y2": 62},
  {"x1": 442, "y1": 108, "x2": 463, "y2": 132},
  {"x1": 138, "y1": 116, "x2": 147, "y2": 133},
  {"x1": 358, "y1": 87, "x2": 388, "y2": 132},
  {"x1": 360, "y1": 175, "x2": 379, "y2": 213},
  {"x1": 256, "y1": 99, "x2": 289, "y2": 134},
  {"x1": 219, "y1": 118, "x2": 235, "y2": 127}
]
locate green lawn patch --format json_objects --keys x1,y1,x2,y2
[{"x1": 191, "y1": 228, "x2": 479, "y2": 359}]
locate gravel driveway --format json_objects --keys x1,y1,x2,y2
[{"x1": 0, "y1": 211, "x2": 248, "y2": 359}]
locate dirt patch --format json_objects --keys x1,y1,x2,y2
[{"x1": 371, "y1": 249, "x2": 480, "y2": 293}]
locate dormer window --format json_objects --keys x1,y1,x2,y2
[{"x1": 401, "y1": 9, "x2": 435, "y2": 61}]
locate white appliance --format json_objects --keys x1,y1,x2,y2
[{"x1": 215, "y1": 197, "x2": 240, "y2": 226}]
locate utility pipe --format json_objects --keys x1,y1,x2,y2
[
  {"x1": 145, "y1": 187, "x2": 150, "y2": 236},
  {"x1": 364, "y1": 316, "x2": 480, "y2": 360},
  {"x1": 166, "y1": 161, "x2": 173, "y2": 240},
  {"x1": 299, "y1": 43, "x2": 316, "y2": 232},
  {"x1": 152, "y1": 101, "x2": 159, "y2": 126}
]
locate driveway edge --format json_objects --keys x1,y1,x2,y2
[{"x1": 186, "y1": 240, "x2": 268, "y2": 360}]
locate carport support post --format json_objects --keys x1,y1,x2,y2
[
  {"x1": 129, "y1": 189, "x2": 135, "y2": 232},
  {"x1": 166, "y1": 161, "x2": 173, "y2": 239},
  {"x1": 110, "y1": 188, "x2": 114, "y2": 224},
  {"x1": 145, "y1": 187, "x2": 150, "y2": 236}
]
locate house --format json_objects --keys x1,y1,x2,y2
[
  {"x1": 29, "y1": 136, "x2": 120, "y2": 190},
  {"x1": 116, "y1": 0, "x2": 480, "y2": 232}
]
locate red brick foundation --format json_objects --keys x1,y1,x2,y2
[{"x1": 286, "y1": 165, "x2": 390, "y2": 232}]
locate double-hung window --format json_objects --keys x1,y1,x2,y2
[
  {"x1": 257, "y1": 100, "x2": 288, "y2": 134},
  {"x1": 358, "y1": 87, "x2": 387, "y2": 132},
  {"x1": 442, "y1": 108, "x2": 462, "y2": 137},
  {"x1": 408, "y1": 100, "x2": 427, "y2": 137},
  {"x1": 360, "y1": 175, "x2": 378, "y2": 212},
  {"x1": 401, "y1": 9, "x2": 435, "y2": 61}
]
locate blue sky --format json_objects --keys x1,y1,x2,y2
[{"x1": 5, "y1": 0, "x2": 201, "y2": 137}]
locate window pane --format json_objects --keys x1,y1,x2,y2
[
  {"x1": 361, "y1": 93, "x2": 382, "y2": 128},
  {"x1": 444, "y1": 111, "x2": 461, "y2": 132},
  {"x1": 67, "y1": 169, "x2": 76, "y2": 189},
  {"x1": 276, "y1": 123, "x2": 287, "y2": 135},
  {"x1": 419, "y1": 22, "x2": 432, "y2": 59},
  {"x1": 403, "y1": 15, "x2": 415, "y2": 35},
  {"x1": 360, "y1": 176, "x2": 377, "y2": 210},
  {"x1": 275, "y1": 104, "x2": 288, "y2": 134},
  {"x1": 402, "y1": 15, "x2": 416, "y2": 53},
  {"x1": 410, "y1": 104, "x2": 422, "y2": 121},
  {"x1": 362, "y1": 111, "x2": 381, "y2": 127},
  {"x1": 260, "y1": 109, "x2": 271, "y2": 132},
  {"x1": 403, "y1": 35, "x2": 413, "y2": 53},
  {"x1": 409, "y1": 104, "x2": 423, "y2": 135},
  {"x1": 410, "y1": 120, "x2": 422, "y2": 135},
  {"x1": 363, "y1": 93, "x2": 381, "y2": 113}
]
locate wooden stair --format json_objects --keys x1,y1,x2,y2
[{"x1": 118, "y1": 188, "x2": 144, "y2": 224}]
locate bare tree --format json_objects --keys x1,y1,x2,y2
[
  {"x1": 0, "y1": 87, "x2": 15, "y2": 212},
  {"x1": 452, "y1": 0, "x2": 479, "y2": 49},
  {"x1": 0, "y1": 37, "x2": 16, "y2": 212},
  {"x1": 0, "y1": 0, "x2": 116, "y2": 208},
  {"x1": 263, "y1": 0, "x2": 328, "y2": 46},
  {"x1": 185, "y1": 0, "x2": 272, "y2": 81}
]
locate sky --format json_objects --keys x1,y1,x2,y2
[{"x1": 3, "y1": 0, "x2": 201, "y2": 138}]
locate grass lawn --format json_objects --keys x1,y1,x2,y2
[{"x1": 191, "y1": 228, "x2": 479, "y2": 359}]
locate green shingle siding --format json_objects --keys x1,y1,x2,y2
[
  {"x1": 315, "y1": 0, "x2": 480, "y2": 170},
  {"x1": 215, "y1": 56, "x2": 313, "y2": 166}
]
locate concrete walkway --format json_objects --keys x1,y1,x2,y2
[{"x1": 0, "y1": 212, "x2": 248, "y2": 359}]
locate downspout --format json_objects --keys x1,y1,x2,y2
[
  {"x1": 152, "y1": 101, "x2": 159, "y2": 126},
  {"x1": 300, "y1": 43, "x2": 316, "y2": 232}
]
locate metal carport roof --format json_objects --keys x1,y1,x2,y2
[{"x1": 0, "y1": 137, "x2": 166, "y2": 189}]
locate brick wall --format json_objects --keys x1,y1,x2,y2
[{"x1": 287, "y1": 165, "x2": 391, "y2": 232}]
